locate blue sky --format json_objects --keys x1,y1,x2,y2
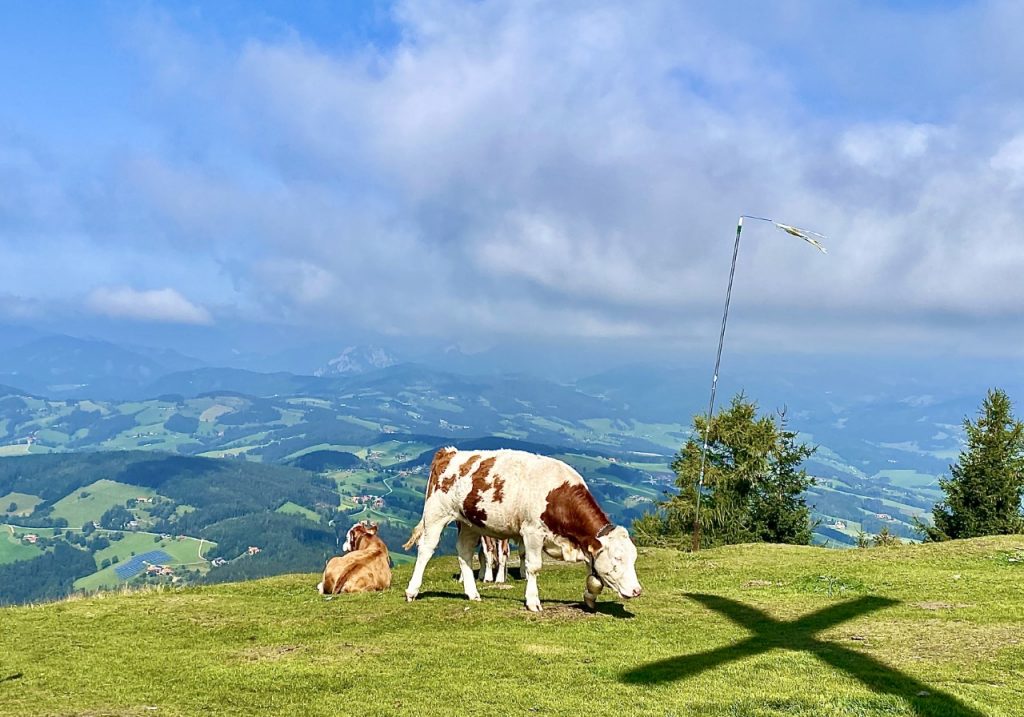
[{"x1": 2, "y1": 1, "x2": 1023, "y2": 364}]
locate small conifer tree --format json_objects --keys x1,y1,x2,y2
[
  {"x1": 924, "y1": 389, "x2": 1024, "y2": 540},
  {"x1": 635, "y1": 393, "x2": 816, "y2": 548}
]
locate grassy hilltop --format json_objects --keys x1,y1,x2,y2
[{"x1": 1, "y1": 537, "x2": 1022, "y2": 717}]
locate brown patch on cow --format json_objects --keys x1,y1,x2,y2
[
  {"x1": 539, "y1": 482, "x2": 610, "y2": 555},
  {"x1": 426, "y1": 447, "x2": 457, "y2": 498},
  {"x1": 473, "y1": 456, "x2": 496, "y2": 482},
  {"x1": 459, "y1": 454, "x2": 482, "y2": 477},
  {"x1": 491, "y1": 475, "x2": 505, "y2": 504},
  {"x1": 438, "y1": 473, "x2": 458, "y2": 493},
  {"x1": 437, "y1": 453, "x2": 479, "y2": 494},
  {"x1": 462, "y1": 457, "x2": 498, "y2": 526}
]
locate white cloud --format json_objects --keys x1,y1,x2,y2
[
  {"x1": 838, "y1": 123, "x2": 944, "y2": 176},
  {"x1": 990, "y1": 133, "x2": 1024, "y2": 189},
  {"x1": 8, "y1": 1, "x2": 1024, "y2": 353},
  {"x1": 86, "y1": 287, "x2": 213, "y2": 325}
]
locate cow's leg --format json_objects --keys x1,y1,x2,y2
[
  {"x1": 481, "y1": 538, "x2": 495, "y2": 582},
  {"x1": 405, "y1": 516, "x2": 449, "y2": 602},
  {"x1": 521, "y1": 531, "x2": 545, "y2": 612},
  {"x1": 456, "y1": 527, "x2": 483, "y2": 601},
  {"x1": 476, "y1": 538, "x2": 487, "y2": 581},
  {"x1": 495, "y1": 539, "x2": 508, "y2": 583},
  {"x1": 457, "y1": 523, "x2": 466, "y2": 583}
]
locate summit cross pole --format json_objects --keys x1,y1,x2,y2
[{"x1": 691, "y1": 215, "x2": 827, "y2": 552}]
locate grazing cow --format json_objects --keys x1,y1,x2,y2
[
  {"x1": 318, "y1": 521, "x2": 391, "y2": 595},
  {"x1": 404, "y1": 447, "x2": 642, "y2": 612}
]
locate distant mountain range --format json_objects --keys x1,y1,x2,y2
[
  {"x1": 314, "y1": 346, "x2": 399, "y2": 377},
  {"x1": 1, "y1": 332, "x2": 1018, "y2": 480},
  {"x1": 0, "y1": 334, "x2": 400, "y2": 399},
  {"x1": 3, "y1": 328, "x2": 1023, "y2": 553},
  {"x1": 0, "y1": 336, "x2": 175, "y2": 399}
]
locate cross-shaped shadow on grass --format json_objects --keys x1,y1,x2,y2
[{"x1": 621, "y1": 593, "x2": 984, "y2": 717}]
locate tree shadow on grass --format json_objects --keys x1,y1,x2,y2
[{"x1": 620, "y1": 594, "x2": 984, "y2": 717}]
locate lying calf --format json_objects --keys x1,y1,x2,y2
[{"x1": 318, "y1": 521, "x2": 392, "y2": 594}]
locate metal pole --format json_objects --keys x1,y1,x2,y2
[{"x1": 692, "y1": 216, "x2": 744, "y2": 552}]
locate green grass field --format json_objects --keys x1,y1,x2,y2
[
  {"x1": 73, "y1": 533, "x2": 213, "y2": 592},
  {"x1": 877, "y1": 469, "x2": 943, "y2": 490},
  {"x1": 1, "y1": 537, "x2": 1021, "y2": 716},
  {"x1": 0, "y1": 444, "x2": 37, "y2": 457},
  {"x1": 49, "y1": 479, "x2": 159, "y2": 528},
  {"x1": 0, "y1": 528, "x2": 42, "y2": 565},
  {"x1": 0, "y1": 492, "x2": 42, "y2": 518},
  {"x1": 275, "y1": 501, "x2": 321, "y2": 523}
]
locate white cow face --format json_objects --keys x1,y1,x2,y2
[
  {"x1": 342, "y1": 524, "x2": 357, "y2": 552},
  {"x1": 343, "y1": 521, "x2": 377, "y2": 551},
  {"x1": 591, "y1": 526, "x2": 642, "y2": 599}
]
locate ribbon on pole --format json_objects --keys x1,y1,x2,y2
[{"x1": 691, "y1": 215, "x2": 828, "y2": 551}]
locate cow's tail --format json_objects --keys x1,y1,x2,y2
[{"x1": 402, "y1": 520, "x2": 424, "y2": 551}]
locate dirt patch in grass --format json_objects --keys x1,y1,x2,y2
[
  {"x1": 742, "y1": 579, "x2": 780, "y2": 589},
  {"x1": 525, "y1": 604, "x2": 600, "y2": 621},
  {"x1": 823, "y1": 621, "x2": 1022, "y2": 663},
  {"x1": 69, "y1": 710, "x2": 162, "y2": 716},
  {"x1": 913, "y1": 601, "x2": 971, "y2": 611},
  {"x1": 238, "y1": 644, "x2": 304, "y2": 662},
  {"x1": 993, "y1": 548, "x2": 1024, "y2": 565},
  {"x1": 521, "y1": 643, "x2": 569, "y2": 656},
  {"x1": 792, "y1": 574, "x2": 868, "y2": 597}
]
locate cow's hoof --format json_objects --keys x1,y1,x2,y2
[
  {"x1": 526, "y1": 602, "x2": 543, "y2": 613},
  {"x1": 405, "y1": 592, "x2": 417, "y2": 602},
  {"x1": 583, "y1": 593, "x2": 597, "y2": 611},
  {"x1": 468, "y1": 594, "x2": 482, "y2": 602}
]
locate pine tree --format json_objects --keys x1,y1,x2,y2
[
  {"x1": 635, "y1": 393, "x2": 816, "y2": 548},
  {"x1": 925, "y1": 389, "x2": 1024, "y2": 540}
]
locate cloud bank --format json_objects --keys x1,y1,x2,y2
[
  {"x1": 86, "y1": 287, "x2": 212, "y2": 325},
  {"x1": 2, "y1": 1, "x2": 1024, "y2": 355}
]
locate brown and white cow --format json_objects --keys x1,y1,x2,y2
[
  {"x1": 318, "y1": 521, "x2": 392, "y2": 595},
  {"x1": 403, "y1": 447, "x2": 642, "y2": 612}
]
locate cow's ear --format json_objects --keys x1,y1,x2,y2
[
  {"x1": 368, "y1": 522, "x2": 379, "y2": 534},
  {"x1": 587, "y1": 538, "x2": 605, "y2": 557}
]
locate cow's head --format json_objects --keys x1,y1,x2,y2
[
  {"x1": 343, "y1": 521, "x2": 378, "y2": 551},
  {"x1": 589, "y1": 526, "x2": 642, "y2": 599}
]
